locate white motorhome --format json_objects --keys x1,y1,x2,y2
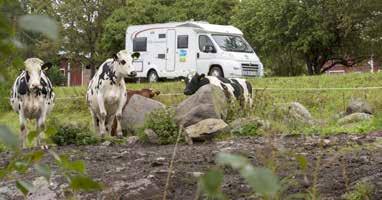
[{"x1": 125, "y1": 21, "x2": 264, "y2": 82}]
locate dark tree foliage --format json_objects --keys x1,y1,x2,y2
[{"x1": 231, "y1": 0, "x2": 382, "y2": 75}]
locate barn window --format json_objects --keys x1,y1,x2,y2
[
  {"x1": 158, "y1": 34, "x2": 166, "y2": 39},
  {"x1": 133, "y1": 37, "x2": 147, "y2": 52},
  {"x1": 177, "y1": 35, "x2": 188, "y2": 49}
]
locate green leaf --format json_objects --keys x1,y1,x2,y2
[
  {"x1": 60, "y1": 156, "x2": 86, "y2": 174},
  {"x1": 0, "y1": 125, "x2": 19, "y2": 150},
  {"x1": 69, "y1": 175, "x2": 102, "y2": 192},
  {"x1": 295, "y1": 155, "x2": 308, "y2": 171},
  {"x1": 14, "y1": 160, "x2": 29, "y2": 173},
  {"x1": 199, "y1": 169, "x2": 225, "y2": 199},
  {"x1": 16, "y1": 180, "x2": 34, "y2": 196},
  {"x1": 241, "y1": 167, "x2": 280, "y2": 197},
  {"x1": 45, "y1": 127, "x2": 57, "y2": 137},
  {"x1": 27, "y1": 130, "x2": 39, "y2": 144},
  {"x1": 34, "y1": 164, "x2": 51, "y2": 181},
  {"x1": 49, "y1": 150, "x2": 61, "y2": 162},
  {"x1": 25, "y1": 150, "x2": 44, "y2": 163},
  {"x1": 216, "y1": 153, "x2": 281, "y2": 197},
  {"x1": 18, "y1": 15, "x2": 58, "y2": 40},
  {"x1": 216, "y1": 153, "x2": 249, "y2": 169}
]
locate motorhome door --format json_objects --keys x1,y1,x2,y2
[{"x1": 166, "y1": 29, "x2": 176, "y2": 71}]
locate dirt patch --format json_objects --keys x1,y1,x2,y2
[{"x1": 0, "y1": 132, "x2": 382, "y2": 199}]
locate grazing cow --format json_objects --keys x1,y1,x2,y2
[
  {"x1": 10, "y1": 58, "x2": 54, "y2": 148},
  {"x1": 110, "y1": 88, "x2": 161, "y2": 136},
  {"x1": 184, "y1": 73, "x2": 253, "y2": 107},
  {"x1": 86, "y1": 50, "x2": 139, "y2": 137}
]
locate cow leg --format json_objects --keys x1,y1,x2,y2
[
  {"x1": 18, "y1": 111, "x2": 27, "y2": 148},
  {"x1": 97, "y1": 95, "x2": 107, "y2": 137},
  {"x1": 90, "y1": 109, "x2": 100, "y2": 134},
  {"x1": 106, "y1": 117, "x2": 115, "y2": 136},
  {"x1": 115, "y1": 91, "x2": 127, "y2": 137},
  {"x1": 36, "y1": 115, "x2": 46, "y2": 147}
]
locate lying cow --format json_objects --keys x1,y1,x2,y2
[
  {"x1": 184, "y1": 73, "x2": 253, "y2": 107},
  {"x1": 86, "y1": 50, "x2": 139, "y2": 137},
  {"x1": 10, "y1": 58, "x2": 54, "y2": 148},
  {"x1": 110, "y1": 88, "x2": 160, "y2": 136}
]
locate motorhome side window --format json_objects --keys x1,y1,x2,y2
[
  {"x1": 199, "y1": 35, "x2": 215, "y2": 52},
  {"x1": 177, "y1": 35, "x2": 188, "y2": 48},
  {"x1": 158, "y1": 34, "x2": 166, "y2": 38},
  {"x1": 133, "y1": 37, "x2": 147, "y2": 52}
]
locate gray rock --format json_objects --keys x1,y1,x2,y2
[
  {"x1": 0, "y1": 184, "x2": 20, "y2": 199},
  {"x1": 29, "y1": 177, "x2": 57, "y2": 200},
  {"x1": 184, "y1": 118, "x2": 228, "y2": 144},
  {"x1": 346, "y1": 99, "x2": 373, "y2": 115},
  {"x1": 176, "y1": 85, "x2": 228, "y2": 127},
  {"x1": 126, "y1": 136, "x2": 139, "y2": 145},
  {"x1": 144, "y1": 129, "x2": 159, "y2": 144},
  {"x1": 338, "y1": 112, "x2": 373, "y2": 125},
  {"x1": 274, "y1": 102, "x2": 315, "y2": 125},
  {"x1": 121, "y1": 95, "x2": 165, "y2": 132},
  {"x1": 333, "y1": 111, "x2": 347, "y2": 120},
  {"x1": 229, "y1": 117, "x2": 270, "y2": 131},
  {"x1": 122, "y1": 178, "x2": 160, "y2": 199},
  {"x1": 101, "y1": 140, "x2": 111, "y2": 146}
]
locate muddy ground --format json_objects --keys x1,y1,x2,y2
[{"x1": 1, "y1": 132, "x2": 382, "y2": 200}]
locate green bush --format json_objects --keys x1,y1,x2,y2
[
  {"x1": 46, "y1": 65, "x2": 66, "y2": 86},
  {"x1": 343, "y1": 182, "x2": 374, "y2": 200},
  {"x1": 50, "y1": 124, "x2": 99, "y2": 146},
  {"x1": 231, "y1": 123, "x2": 259, "y2": 137},
  {"x1": 139, "y1": 108, "x2": 179, "y2": 144}
]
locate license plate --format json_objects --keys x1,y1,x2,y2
[{"x1": 243, "y1": 71, "x2": 256, "y2": 76}]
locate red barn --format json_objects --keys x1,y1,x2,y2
[
  {"x1": 59, "y1": 57, "x2": 91, "y2": 86},
  {"x1": 325, "y1": 58, "x2": 380, "y2": 75}
]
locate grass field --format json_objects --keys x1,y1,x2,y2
[{"x1": 1, "y1": 72, "x2": 382, "y2": 135}]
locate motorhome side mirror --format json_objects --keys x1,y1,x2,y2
[{"x1": 252, "y1": 46, "x2": 257, "y2": 51}]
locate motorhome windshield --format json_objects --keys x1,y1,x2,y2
[{"x1": 212, "y1": 34, "x2": 253, "y2": 53}]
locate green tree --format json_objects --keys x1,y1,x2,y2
[
  {"x1": 172, "y1": 0, "x2": 238, "y2": 24},
  {"x1": 98, "y1": 0, "x2": 174, "y2": 56},
  {"x1": 99, "y1": 0, "x2": 239, "y2": 56},
  {"x1": 231, "y1": 0, "x2": 382, "y2": 75},
  {"x1": 46, "y1": 65, "x2": 66, "y2": 86}
]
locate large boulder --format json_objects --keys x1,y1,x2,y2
[
  {"x1": 121, "y1": 95, "x2": 165, "y2": 132},
  {"x1": 338, "y1": 112, "x2": 373, "y2": 125},
  {"x1": 175, "y1": 84, "x2": 228, "y2": 127},
  {"x1": 273, "y1": 102, "x2": 315, "y2": 125},
  {"x1": 346, "y1": 99, "x2": 373, "y2": 115},
  {"x1": 184, "y1": 118, "x2": 228, "y2": 144}
]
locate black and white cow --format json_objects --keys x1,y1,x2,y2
[
  {"x1": 184, "y1": 73, "x2": 253, "y2": 107},
  {"x1": 86, "y1": 50, "x2": 139, "y2": 137},
  {"x1": 10, "y1": 58, "x2": 54, "y2": 148}
]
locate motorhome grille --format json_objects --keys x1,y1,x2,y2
[{"x1": 241, "y1": 63, "x2": 259, "y2": 76}]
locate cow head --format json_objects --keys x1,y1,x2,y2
[
  {"x1": 183, "y1": 73, "x2": 207, "y2": 95},
  {"x1": 112, "y1": 50, "x2": 139, "y2": 78},
  {"x1": 24, "y1": 58, "x2": 52, "y2": 90}
]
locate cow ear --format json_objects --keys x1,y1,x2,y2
[
  {"x1": 131, "y1": 52, "x2": 140, "y2": 59},
  {"x1": 112, "y1": 53, "x2": 118, "y2": 61},
  {"x1": 42, "y1": 62, "x2": 52, "y2": 71}
]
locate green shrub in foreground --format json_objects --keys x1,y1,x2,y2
[
  {"x1": 343, "y1": 182, "x2": 374, "y2": 200},
  {"x1": 50, "y1": 124, "x2": 99, "y2": 146},
  {"x1": 139, "y1": 108, "x2": 179, "y2": 144},
  {"x1": 231, "y1": 123, "x2": 259, "y2": 137}
]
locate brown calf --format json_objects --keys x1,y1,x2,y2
[{"x1": 111, "y1": 88, "x2": 160, "y2": 136}]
